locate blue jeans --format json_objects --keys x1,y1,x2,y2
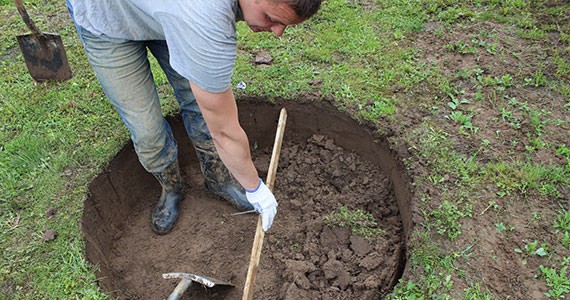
[{"x1": 69, "y1": 8, "x2": 213, "y2": 173}]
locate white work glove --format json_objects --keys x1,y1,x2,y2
[{"x1": 246, "y1": 178, "x2": 278, "y2": 232}]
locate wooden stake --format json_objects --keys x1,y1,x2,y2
[{"x1": 242, "y1": 108, "x2": 287, "y2": 300}]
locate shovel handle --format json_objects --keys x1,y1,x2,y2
[
  {"x1": 167, "y1": 278, "x2": 193, "y2": 300},
  {"x1": 242, "y1": 108, "x2": 287, "y2": 300},
  {"x1": 14, "y1": 0, "x2": 44, "y2": 38}
]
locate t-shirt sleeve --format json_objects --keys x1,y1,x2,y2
[{"x1": 156, "y1": 5, "x2": 237, "y2": 93}]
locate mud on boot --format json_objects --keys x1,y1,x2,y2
[
  {"x1": 193, "y1": 139, "x2": 254, "y2": 211},
  {"x1": 151, "y1": 161, "x2": 184, "y2": 234},
  {"x1": 182, "y1": 108, "x2": 253, "y2": 211}
]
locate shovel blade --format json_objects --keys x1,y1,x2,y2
[
  {"x1": 162, "y1": 272, "x2": 234, "y2": 287},
  {"x1": 16, "y1": 33, "x2": 72, "y2": 82}
]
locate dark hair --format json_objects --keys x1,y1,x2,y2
[{"x1": 280, "y1": 0, "x2": 322, "y2": 20}]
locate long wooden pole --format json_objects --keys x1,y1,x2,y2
[{"x1": 242, "y1": 108, "x2": 287, "y2": 300}]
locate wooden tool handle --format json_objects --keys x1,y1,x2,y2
[
  {"x1": 14, "y1": 0, "x2": 44, "y2": 38},
  {"x1": 242, "y1": 108, "x2": 287, "y2": 300},
  {"x1": 265, "y1": 108, "x2": 287, "y2": 190}
]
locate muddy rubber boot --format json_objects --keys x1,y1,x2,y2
[
  {"x1": 151, "y1": 161, "x2": 184, "y2": 234},
  {"x1": 193, "y1": 139, "x2": 254, "y2": 211}
]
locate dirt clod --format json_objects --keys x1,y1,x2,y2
[{"x1": 43, "y1": 229, "x2": 57, "y2": 242}]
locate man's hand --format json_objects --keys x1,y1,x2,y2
[{"x1": 246, "y1": 179, "x2": 277, "y2": 231}]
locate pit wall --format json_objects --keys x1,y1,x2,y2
[{"x1": 82, "y1": 99, "x2": 414, "y2": 294}]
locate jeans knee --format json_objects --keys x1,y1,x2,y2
[{"x1": 133, "y1": 121, "x2": 178, "y2": 172}]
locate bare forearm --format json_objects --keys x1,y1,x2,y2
[
  {"x1": 211, "y1": 122, "x2": 259, "y2": 190},
  {"x1": 190, "y1": 82, "x2": 260, "y2": 190}
]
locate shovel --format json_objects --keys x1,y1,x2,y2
[
  {"x1": 14, "y1": 0, "x2": 72, "y2": 82},
  {"x1": 162, "y1": 272, "x2": 234, "y2": 300}
]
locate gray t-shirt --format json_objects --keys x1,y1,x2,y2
[{"x1": 68, "y1": 0, "x2": 242, "y2": 92}]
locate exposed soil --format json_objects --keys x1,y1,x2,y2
[
  {"x1": 386, "y1": 13, "x2": 569, "y2": 300},
  {"x1": 83, "y1": 101, "x2": 411, "y2": 299}
]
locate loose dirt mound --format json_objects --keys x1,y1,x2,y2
[
  {"x1": 83, "y1": 101, "x2": 410, "y2": 299},
  {"x1": 252, "y1": 134, "x2": 403, "y2": 299}
]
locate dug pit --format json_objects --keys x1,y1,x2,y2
[{"x1": 83, "y1": 99, "x2": 412, "y2": 299}]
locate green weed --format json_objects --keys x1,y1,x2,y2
[
  {"x1": 447, "y1": 93, "x2": 470, "y2": 110},
  {"x1": 471, "y1": 38, "x2": 497, "y2": 55},
  {"x1": 445, "y1": 40, "x2": 477, "y2": 54},
  {"x1": 389, "y1": 228, "x2": 466, "y2": 299},
  {"x1": 437, "y1": 6, "x2": 474, "y2": 25},
  {"x1": 325, "y1": 206, "x2": 384, "y2": 239},
  {"x1": 428, "y1": 200, "x2": 473, "y2": 241},
  {"x1": 562, "y1": 232, "x2": 570, "y2": 249},
  {"x1": 477, "y1": 74, "x2": 513, "y2": 87},
  {"x1": 553, "y1": 209, "x2": 570, "y2": 249},
  {"x1": 445, "y1": 111, "x2": 478, "y2": 135},
  {"x1": 529, "y1": 109, "x2": 550, "y2": 137},
  {"x1": 390, "y1": 276, "x2": 453, "y2": 299},
  {"x1": 524, "y1": 70, "x2": 547, "y2": 87},
  {"x1": 540, "y1": 265, "x2": 570, "y2": 299},
  {"x1": 485, "y1": 161, "x2": 569, "y2": 198},
  {"x1": 522, "y1": 240, "x2": 549, "y2": 257},
  {"x1": 554, "y1": 209, "x2": 570, "y2": 232},
  {"x1": 359, "y1": 95, "x2": 398, "y2": 121},
  {"x1": 517, "y1": 27, "x2": 547, "y2": 40},
  {"x1": 506, "y1": 96, "x2": 529, "y2": 112},
  {"x1": 463, "y1": 283, "x2": 494, "y2": 299},
  {"x1": 495, "y1": 222, "x2": 507, "y2": 232},
  {"x1": 556, "y1": 145, "x2": 570, "y2": 167}
]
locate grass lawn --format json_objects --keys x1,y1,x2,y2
[{"x1": 1, "y1": 0, "x2": 568, "y2": 298}]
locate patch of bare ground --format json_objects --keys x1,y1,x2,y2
[
  {"x1": 388, "y1": 15, "x2": 569, "y2": 299},
  {"x1": 415, "y1": 20, "x2": 568, "y2": 163}
]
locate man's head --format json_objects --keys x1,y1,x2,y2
[{"x1": 239, "y1": 0, "x2": 321, "y2": 37}]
